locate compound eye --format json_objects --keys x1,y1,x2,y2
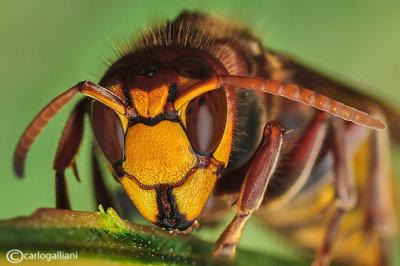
[
  {"x1": 185, "y1": 89, "x2": 227, "y2": 155},
  {"x1": 174, "y1": 56, "x2": 215, "y2": 80},
  {"x1": 91, "y1": 101, "x2": 125, "y2": 164}
]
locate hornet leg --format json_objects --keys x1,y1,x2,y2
[
  {"x1": 213, "y1": 121, "x2": 284, "y2": 257},
  {"x1": 53, "y1": 99, "x2": 88, "y2": 209}
]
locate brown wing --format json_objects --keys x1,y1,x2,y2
[{"x1": 266, "y1": 52, "x2": 400, "y2": 142}]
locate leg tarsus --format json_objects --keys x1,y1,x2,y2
[{"x1": 213, "y1": 214, "x2": 250, "y2": 257}]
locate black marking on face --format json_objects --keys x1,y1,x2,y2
[
  {"x1": 155, "y1": 186, "x2": 194, "y2": 231},
  {"x1": 122, "y1": 86, "x2": 134, "y2": 107},
  {"x1": 128, "y1": 113, "x2": 180, "y2": 127},
  {"x1": 168, "y1": 82, "x2": 178, "y2": 102}
]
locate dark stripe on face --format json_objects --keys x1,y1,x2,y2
[
  {"x1": 155, "y1": 186, "x2": 194, "y2": 231},
  {"x1": 167, "y1": 82, "x2": 178, "y2": 102},
  {"x1": 128, "y1": 113, "x2": 180, "y2": 127},
  {"x1": 122, "y1": 86, "x2": 134, "y2": 107}
]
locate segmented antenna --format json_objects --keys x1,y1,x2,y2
[
  {"x1": 220, "y1": 75, "x2": 385, "y2": 129},
  {"x1": 13, "y1": 81, "x2": 128, "y2": 177},
  {"x1": 174, "y1": 75, "x2": 385, "y2": 130}
]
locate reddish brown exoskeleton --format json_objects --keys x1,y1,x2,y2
[{"x1": 13, "y1": 11, "x2": 398, "y2": 265}]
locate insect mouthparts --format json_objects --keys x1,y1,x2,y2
[{"x1": 155, "y1": 187, "x2": 193, "y2": 231}]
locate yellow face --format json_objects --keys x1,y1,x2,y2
[{"x1": 111, "y1": 75, "x2": 234, "y2": 230}]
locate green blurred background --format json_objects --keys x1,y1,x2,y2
[{"x1": 1, "y1": 0, "x2": 399, "y2": 262}]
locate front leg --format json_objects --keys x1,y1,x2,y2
[{"x1": 213, "y1": 121, "x2": 285, "y2": 257}]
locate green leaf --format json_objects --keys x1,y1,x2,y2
[{"x1": 0, "y1": 207, "x2": 307, "y2": 265}]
